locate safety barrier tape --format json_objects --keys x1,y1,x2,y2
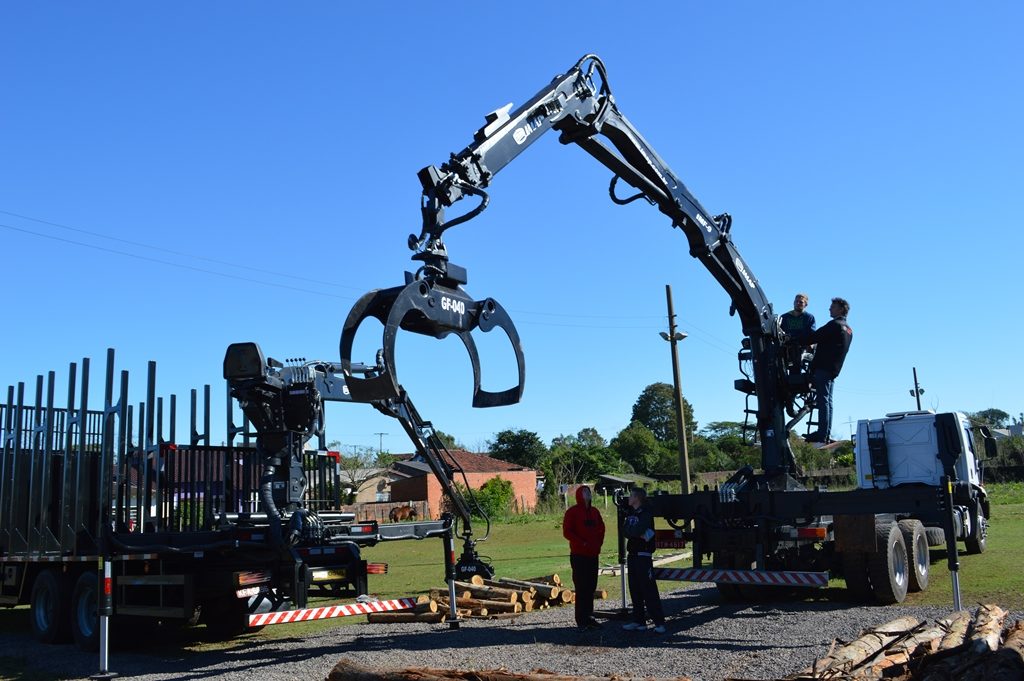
[
  {"x1": 653, "y1": 567, "x2": 829, "y2": 587},
  {"x1": 248, "y1": 597, "x2": 417, "y2": 627}
]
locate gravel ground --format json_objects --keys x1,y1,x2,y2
[{"x1": 0, "y1": 586, "x2": 997, "y2": 681}]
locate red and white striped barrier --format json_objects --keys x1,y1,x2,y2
[
  {"x1": 653, "y1": 567, "x2": 828, "y2": 588},
  {"x1": 248, "y1": 597, "x2": 417, "y2": 627}
]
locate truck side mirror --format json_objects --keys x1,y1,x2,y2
[{"x1": 979, "y1": 426, "x2": 998, "y2": 460}]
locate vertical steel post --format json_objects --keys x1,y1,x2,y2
[
  {"x1": 442, "y1": 522, "x2": 460, "y2": 629},
  {"x1": 91, "y1": 557, "x2": 115, "y2": 680}
]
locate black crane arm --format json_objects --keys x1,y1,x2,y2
[{"x1": 414, "y1": 54, "x2": 798, "y2": 476}]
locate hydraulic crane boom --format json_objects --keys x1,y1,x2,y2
[{"x1": 413, "y1": 54, "x2": 801, "y2": 478}]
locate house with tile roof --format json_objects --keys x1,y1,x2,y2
[{"x1": 389, "y1": 450, "x2": 537, "y2": 519}]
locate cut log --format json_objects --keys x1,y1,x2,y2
[
  {"x1": 469, "y1": 575, "x2": 485, "y2": 586},
  {"x1": 366, "y1": 611, "x2": 445, "y2": 624},
  {"x1": 560, "y1": 589, "x2": 574, "y2": 604},
  {"x1": 937, "y1": 610, "x2": 972, "y2": 650},
  {"x1": 850, "y1": 614, "x2": 959, "y2": 678},
  {"x1": 430, "y1": 588, "x2": 471, "y2": 601},
  {"x1": 437, "y1": 595, "x2": 521, "y2": 613},
  {"x1": 328, "y1": 658, "x2": 693, "y2": 681},
  {"x1": 799, "y1": 616, "x2": 920, "y2": 677},
  {"x1": 470, "y1": 608, "x2": 489, "y2": 617},
  {"x1": 414, "y1": 600, "x2": 439, "y2": 614},
  {"x1": 969, "y1": 604, "x2": 1009, "y2": 653},
  {"x1": 485, "y1": 579, "x2": 537, "y2": 602},
  {"x1": 1005, "y1": 620, "x2": 1024, "y2": 656},
  {"x1": 594, "y1": 590, "x2": 608, "y2": 600},
  {"x1": 454, "y1": 580, "x2": 519, "y2": 603},
  {"x1": 415, "y1": 594, "x2": 431, "y2": 604},
  {"x1": 525, "y1": 574, "x2": 561, "y2": 586},
  {"x1": 494, "y1": 577, "x2": 559, "y2": 600}
]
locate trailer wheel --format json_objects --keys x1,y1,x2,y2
[
  {"x1": 71, "y1": 572, "x2": 100, "y2": 651},
  {"x1": 964, "y1": 501, "x2": 987, "y2": 555},
  {"x1": 841, "y1": 552, "x2": 872, "y2": 602},
  {"x1": 30, "y1": 569, "x2": 72, "y2": 644},
  {"x1": 897, "y1": 520, "x2": 929, "y2": 592},
  {"x1": 868, "y1": 522, "x2": 909, "y2": 604},
  {"x1": 924, "y1": 526, "x2": 946, "y2": 547}
]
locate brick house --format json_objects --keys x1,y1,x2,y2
[{"x1": 389, "y1": 450, "x2": 537, "y2": 519}]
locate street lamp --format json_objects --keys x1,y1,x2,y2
[
  {"x1": 661, "y1": 285, "x2": 691, "y2": 500},
  {"x1": 909, "y1": 367, "x2": 925, "y2": 411}
]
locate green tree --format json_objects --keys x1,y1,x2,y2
[
  {"x1": 631, "y1": 382, "x2": 696, "y2": 443},
  {"x1": 546, "y1": 428, "x2": 624, "y2": 486},
  {"x1": 488, "y1": 429, "x2": 548, "y2": 468},
  {"x1": 434, "y1": 430, "x2": 462, "y2": 450},
  {"x1": 688, "y1": 437, "x2": 735, "y2": 473},
  {"x1": 970, "y1": 408, "x2": 1011, "y2": 428},
  {"x1": 701, "y1": 421, "x2": 746, "y2": 440},
  {"x1": 610, "y1": 421, "x2": 664, "y2": 475},
  {"x1": 467, "y1": 477, "x2": 515, "y2": 519}
]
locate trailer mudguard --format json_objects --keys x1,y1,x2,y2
[{"x1": 340, "y1": 277, "x2": 525, "y2": 408}]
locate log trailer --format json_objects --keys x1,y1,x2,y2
[
  {"x1": 0, "y1": 347, "x2": 461, "y2": 651},
  {"x1": 339, "y1": 54, "x2": 996, "y2": 607}
]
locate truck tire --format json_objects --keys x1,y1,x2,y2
[
  {"x1": 924, "y1": 526, "x2": 946, "y2": 547},
  {"x1": 30, "y1": 569, "x2": 72, "y2": 644},
  {"x1": 842, "y1": 552, "x2": 872, "y2": 602},
  {"x1": 712, "y1": 551, "x2": 746, "y2": 602},
  {"x1": 964, "y1": 501, "x2": 987, "y2": 555},
  {"x1": 71, "y1": 572, "x2": 100, "y2": 652},
  {"x1": 897, "y1": 520, "x2": 929, "y2": 592},
  {"x1": 868, "y1": 522, "x2": 909, "y2": 605}
]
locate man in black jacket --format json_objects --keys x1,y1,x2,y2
[
  {"x1": 805, "y1": 297, "x2": 853, "y2": 444},
  {"x1": 621, "y1": 488, "x2": 666, "y2": 633}
]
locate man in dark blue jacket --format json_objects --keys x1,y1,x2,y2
[
  {"x1": 805, "y1": 297, "x2": 853, "y2": 444},
  {"x1": 621, "y1": 488, "x2": 665, "y2": 633}
]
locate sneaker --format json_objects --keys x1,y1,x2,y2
[
  {"x1": 653, "y1": 625, "x2": 667, "y2": 634},
  {"x1": 622, "y1": 622, "x2": 644, "y2": 631}
]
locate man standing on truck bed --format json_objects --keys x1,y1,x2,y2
[{"x1": 805, "y1": 297, "x2": 853, "y2": 445}]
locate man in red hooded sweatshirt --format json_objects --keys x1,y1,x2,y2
[{"x1": 562, "y1": 485, "x2": 605, "y2": 630}]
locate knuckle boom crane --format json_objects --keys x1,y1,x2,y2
[{"x1": 342, "y1": 54, "x2": 974, "y2": 605}]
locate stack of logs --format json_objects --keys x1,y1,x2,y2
[
  {"x1": 367, "y1": 574, "x2": 609, "y2": 624},
  {"x1": 786, "y1": 604, "x2": 1023, "y2": 680}
]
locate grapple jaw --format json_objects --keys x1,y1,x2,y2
[{"x1": 340, "y1": 276, "x2": 525, "y2": 408}]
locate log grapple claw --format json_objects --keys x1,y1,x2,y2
[{"x1": 340, "y1": 276, "x2": 525, "y2": 408}]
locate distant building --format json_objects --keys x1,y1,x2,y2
[{"x1": 389, "y1": 450, "x2": 537, "y2": 519}]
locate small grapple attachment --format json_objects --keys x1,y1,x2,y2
[{"x1": 340, "y1": 275, "x2": 525, "y2": 408}]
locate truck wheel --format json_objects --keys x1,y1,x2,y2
[
  {"x1": 897, "y1": 520, "x2": 929, "y2": 592},
  {"x1": 30, "y1": 569, "x2": 71, "y2": 644},
  {"x1": 841, "y1": 552, "x2": 872, "y2": 602},
  {"x1": 868, "y1": 522, "x2": 909, "y2": 604},
  {"x1": 712, "y1": 551, "x2": 746, "y2": 602},
  {"x1": 924, "y1": 526, "x2": 946, "y2": 547},
  {"x1": 964, "y1": 502, "x2": 987, "y2": 555},
  {"x1": 71, "y1": 572, "x2": 100, "y2": 652}
]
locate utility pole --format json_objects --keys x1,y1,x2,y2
[
  {"x1": 374, "y1": 432, "x2": 388, "y2": 459},
  {"x1": 661, "y1": 284, "x2": 691, "y2": 498},
  {"x1": 909, "y1": 367, "x2": 925, "y2": 411}
]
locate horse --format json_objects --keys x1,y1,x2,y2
[{"x1": 388, "y1": 505, "x2": 418, "y2": 523}]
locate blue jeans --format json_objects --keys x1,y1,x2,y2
[{"x1": 812, "y1": 369, "x2": 834, "y2": 441}]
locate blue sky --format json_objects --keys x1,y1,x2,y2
[{"x1": 2, "y1": 3, "x2": 1021, "y2": 455}]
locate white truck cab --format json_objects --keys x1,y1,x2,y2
[
  {"x1": 855, "y1": 411, "x2": 983, "y2": 490},
  {"x1": 853, "y1": 410, "x2": 994, "y2": 555}
]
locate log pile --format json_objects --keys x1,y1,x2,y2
[
  {"x1": 785, "y1": 604, "x2": 1024, "y2": 680},
  {"x1": 368, "y1": 573, "x2": 608, "y2": 624}
]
